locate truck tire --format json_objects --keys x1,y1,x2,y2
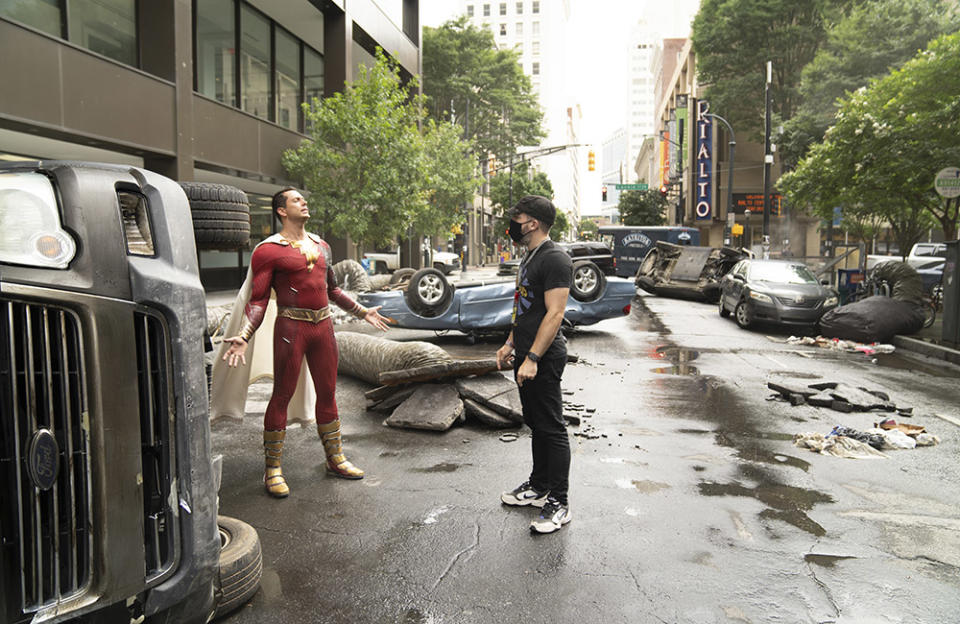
[
  {"x1": 405, "y1": 268, "x2": 454, "y2": 318},
  {"x1": 180, "y1": 182, "x2": 250, "y2": 251},
  {"x1": 571, "y1": 261, "x2": 605, "y2": 302},
  {"x1": 213, "y1": 515, "x2": 262, "y2": 620}
]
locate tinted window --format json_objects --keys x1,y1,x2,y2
[
  {"x1": 196, "y1": 0, "x2": 236, "y2": 105},
  {"x1": 275, "y1": 27, "x2": 300, "y2": 130},
  {"x1": 240, "y1": 5, "x2": 270, "y2": 120},
  {"x1": 0, "y1": 0, "x2": 62, "y2": 37},
  {"x1": 69, "y1": 0, "x2": 136, "y2": 66}
]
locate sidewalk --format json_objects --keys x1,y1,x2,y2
[{"x1": 894, "y1": 314, "x2": 960, "y2": 365}]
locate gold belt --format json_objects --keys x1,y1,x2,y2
[{"x1": 277, "y1": 305, "x2": 331, "y2": 323}]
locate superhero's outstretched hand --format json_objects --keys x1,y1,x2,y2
[
  {"x1": 222, "y1": 336, "x2": 249, "y2": 367},
  {"x1": 363, "y1": 306, "x2": 393, "y2": 331}
]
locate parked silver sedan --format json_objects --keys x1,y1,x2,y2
[{"x1": 718, "y1": 259, "x2": 839, "y2": 329}]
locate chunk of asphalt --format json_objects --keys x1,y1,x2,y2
[
  {"x1": 861, "y1": 387, "x2": 890, "y2": 402},
  {"x1": 385, "y1": 384, "x2": 463, "y2": 431},
  {"x1": 368, "y1": 386, "x2": 417, "y2": 412},
  {"x1": 463, "y1": 398, "x2": 518, "y2": 429},
  {"x1": 767, "y1": 380, "x2": 818, "y2": 398},
  {"x1": 788, "y1": 393, "x2": 807, "y2": 406},
  {"x1": 807, "y1": 392, "x2": 836, "y2": 408},
  {"x1": 828, "y1": 384, "x2": 893, "y2": 411},
  {"x1": 564, "y1": 414, "x2": 582, "y2": 426},
  {"x1": 830, "y1": 400, "x2": 856, "y2": 413},
  {"x1": 455, "y1": 373, "x2": 523, "y2": 423},
  {"x1": 807, "y1": 382, "x2": 838, "y2": 391}
]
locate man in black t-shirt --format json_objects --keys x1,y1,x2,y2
[{"x1": 496, "y1": 195, "x2": 574, "y2": 534}]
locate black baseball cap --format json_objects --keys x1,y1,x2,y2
[{"x1": 509, "y1": 195, "x2": 556, "y2": 226}]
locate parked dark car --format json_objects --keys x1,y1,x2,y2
[
  {"x1": 0, "y1": 161, "x2": 260, "y2": 624},
  {"x1": 718, "y1": 259, "x2": 840, "y2": 329}
]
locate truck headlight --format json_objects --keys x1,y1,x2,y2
[
  {"x1": 0, "y1": 173, "x2": 77, "y2": 269},
  {"x1": 749, "y1": 291, "x2": 773, "y2": 303}
]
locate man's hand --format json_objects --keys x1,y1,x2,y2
[
  {"x1": 516, "y1": 357, "x2": 537, "y2": 386},
  {"x1": 222, "y1": 336, "x2": 248, "y2": 367},
  {"x1": 363, "y1": 306, "x2": 393, "y2": 331},
  {"x1": 496, "y1": 342, "x2": 515, "y2": 370}
]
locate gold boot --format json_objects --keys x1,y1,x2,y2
[
  {"x1": 317, "y1": 419, "x2": 364, "y2": 479},
  {"x1": 263, "y1": 430, "x2": 290, "y2": 498}
]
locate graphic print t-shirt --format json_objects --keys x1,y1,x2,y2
[{"x1": 511, "y1": 239, "x2": 573, "y2": 358}]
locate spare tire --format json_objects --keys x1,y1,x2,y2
[
  {"x1": 404, "y1": 268, "x2": 454, "y2": 318},
  {"x1": 390, "y1": 267, "x2": 416, "y2": 285},
  {"x1": 213, "y1": 515, "x2": 262, "y2": 620},
  {"x1": 571, "y1": 260, "x2": 605, "y2": 302},
  {"x1": 180, "y1": 182, "x2": 250, "y2": 251}
]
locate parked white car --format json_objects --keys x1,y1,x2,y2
[{"x1": 866, "y1": 242, "x2": 947, "y2": 270}]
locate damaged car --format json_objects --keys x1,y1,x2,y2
[
  {"x1": 634, "y1": 241, "x2": 745, "y2": 302},
  {"x1": 356, "y1": 267, "x2": 636, "y2": 339}
]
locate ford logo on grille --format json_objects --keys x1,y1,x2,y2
[{"x1": 28, "y1": 429, "x2": 60, "y2": 491}]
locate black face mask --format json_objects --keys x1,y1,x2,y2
[{"x1": 508, "y1": 219, "x2": 530, "y2": 244}]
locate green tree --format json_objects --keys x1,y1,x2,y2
[
  {"x1": 422, "y1": 18, "x2": 545, "y2": 161},
  {"x1": 618, "y1": 189, "x2": 667, "y2": 226},
  {"x1": 488, "y1": 161, "x2": 555, "y2": 237},
  {"x1": 692, "y1": 0, "x2": 845, "y2": 135},
  {"x1": 780, "y1": 32, "x2": 960, "y2": 250},
  {"x1": 284, "y1": 51, "x2": 476, "y2": 250},
  {"x1": 780, "y1": 0, "x2": 959, "y2": 166},
  {"x1": 552, "y1": 209, "x2": 571, "y2": 241},
  {"x1": 578, "y1": 219, "x2": 599, "y2": 241}
]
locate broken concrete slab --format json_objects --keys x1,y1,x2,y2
[
  {"x1": 455, "y1": 373, "x2": 523, "y2": 423},
  {"x1": 463, "y1": 398, "x2": 518, "y2": 429},
  {"x1": 807, "y1": 392, "x2": 836, "y2": 408},
  {"x1": 767, "y1": 380, "x2": 819, "y2": 398},
  {"x1": 368, "y1": 386, "x2": 417, "y2": 412},
  {"x1": 385, "y1": 384, "x2": 463, "y2": 431},
  {"x1": 827, "y1": 384, "x2": 894, "y2": 411}
]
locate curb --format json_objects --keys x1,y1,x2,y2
[{"x1": 893, "y1": 335, "x2": 960, "y2": 366}]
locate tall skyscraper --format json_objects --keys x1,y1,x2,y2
[{"x1": 626, "y1": 20, "x2": 657, "y2": 180}]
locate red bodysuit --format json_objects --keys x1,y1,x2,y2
[{"x1": 242, "y1": 235, "x2": 361, "y2": 431}]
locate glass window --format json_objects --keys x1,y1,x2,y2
[
  {"x1": 532, "y1": 41, "x2": 539, "y2": 55},
  {"x1": 515, "y1": 22, "x2": 522, "y2": 36},
  {"x1": 196, "y1": 0, "x2": 236, "y2": 106},
  {"x1": 516, "y1": 2, "x2": 523, "y2": 14},
  {"x1": 515, "y1": 41, "x2": 522, "y2": 53},
  {"x1": 0, "y1": 0, "x2": 62, "y2": 37},
  {"x1": 532, "y1": 61, "x2": 539, "y2": 75},
  {"x1": 68, "y1": 0, "x2": 136, "y2": 66},
  {"x1": 499, "y1": 23, "x2": 506, "y2": 36},
  {"x1": 240, "y1": 5, "x2": 270, "y2": 120},
  {"x1": 466, "y1": 4, "x2": 474, "y2": 16},
  {"x1": 532, "y1": 21, "x2": 539, "y2": 35},
  {"x1": 532, "y1": 1, "x2": 539, "y2": 13},
  {"x1": 483, "y1": 4, "x2": 490, "y2": 17},
  {"x1": 499, "y1": 3, "x2": 506, "y2": 15},
  {"x1": 303, "y1": 45, "x2": 324, "y2": 129},
  {"x1": 275, "y1": 27, "x2": 300, "y2": 130}
]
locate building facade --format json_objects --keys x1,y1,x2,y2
[
  {"x1": 625, "y1": 21, "x2": 657, "y2": 177},
  {"x1": 0, "y1": 0, "x2": 421, "y2": 290}
]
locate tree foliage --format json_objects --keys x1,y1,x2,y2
[
  {"x1": 692, "y1": 0, "x2": 844, "y2": 136},
  {"x1": 488, "y1": 161, "x2": 555, "y2": 237},
  {"x1": 618, "y1": 189, "x2": 667, "y2": 226},
  {"x1": 578, "y1": 219, "x2": 600, "y2": 241},
  {"x1": 779, "y1": 31, "x2": 960, "y2": 250},
  {"x1": 780, "y1": 0, "x2": 959, "y2": 166},
  {"x1": 283, "y1": 51, "x2": 478, "y2": 249},
  {"x1": 422, "y1": 18, "x2": 545, "y2": 161}
]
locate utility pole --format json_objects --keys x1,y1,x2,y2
[{"x1": 762, "y1": 61, "x2": 773, "y2": 259}]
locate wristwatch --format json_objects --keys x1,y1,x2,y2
[{"x1": 526, "y1": 351, "x2": 541, "y2": 363}]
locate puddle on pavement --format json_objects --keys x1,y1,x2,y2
[
  {"x1": 872, "y1": 352, "x2": 960, "y2": 378},
  {"x1": 617, "y1": 479, "x2": 671, "y2": 493},
  {"x1": 804, "y1": 553, "x2": 856, "y2": 568},
  {"x1": 651, "y1": 345, "x2": 701, "y2": 375},
  {"x1": 699, "y1": 463, "x2": 834, "y2": 536},
  {"x1": 630, "y1": 296, "x2": 670, "y2": 334},
  {"x1": 652, "y1": 364, "x2": 701, "y2": 376},
  {"x1": 411, "y1": 462, "x2": 467, "y2": 473}
]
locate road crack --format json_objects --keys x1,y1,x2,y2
[
  {"x1": 805, "y1": 540, "x2": 840, "y2": 622},
  {"x1": 431, "y1": 512, "x2": 485, "y2": 591}
]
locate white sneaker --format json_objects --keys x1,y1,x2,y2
[
  {"x1": 501, "y1": 481, "x2": 550, "y2": 507},
  {"x1": 530, "y1": 499, "x2": 571, "y2": 534}
]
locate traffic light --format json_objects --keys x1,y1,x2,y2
[
  {"x1": 659, "y1": 185, "x2": 668, "y2": 197},
  {"x1": 601, "y1": 185, "x2": 607, "y2": 202},
  {"x1": 588, "y1": 150, "x2": 595, "y2": 172}
]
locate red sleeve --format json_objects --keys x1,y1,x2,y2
[
  {"x1": 242, "y1": 245, "x2": 274, "y2": 335},
  {"x1": 322, "y1": 240, "x2": 361, "y2": 313}
]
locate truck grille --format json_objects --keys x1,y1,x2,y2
[
  {"x1": 0, "y1": 299, "x2": 92, "y2": 614},
  {"x1": 134, "y1": 311, "x2": 179, "y2": 583}
]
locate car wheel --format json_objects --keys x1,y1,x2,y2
[
  {"x1": 734, "y1": 300, "x2": 753, "y2": 329},
  {"x1": 213, "y1": 515, "x2": 262, "y2": 620},
  {"x1": 180, "y1": 182, "x2": 250, "y2": 251},
  {"x1": 404, "y1": 267, "x2": 455, "y2": 318},
  {"x1": 718, "y1": 296, "x2": 730, "y2": 318},
  {"x1": 638, "y1": 249, "x2": 659, "y2": 276},
  {"x1": 390, "y1": 267, "x2": 416, "y2": 285},
  {"x1": 571, "y1": 261, "x2": 605, "y2": 302}
]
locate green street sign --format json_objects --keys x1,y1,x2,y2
[{"x1": 614, "y1": 183, "x2": 648, "y2": 191}]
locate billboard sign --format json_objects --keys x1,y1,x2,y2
[{"x1": 695, "y1": 99, "x2": 712, "y2": 220}]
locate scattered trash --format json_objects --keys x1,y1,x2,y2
[
  {"x1": 795, "y1": 418, "x2": 939, "y2": 459},
  {"x1": 787, "y1": 335, "x2": 895, "y2": 355},
  {"x1": 794, "y1": 432, "x2": 888, "y2": 459}
]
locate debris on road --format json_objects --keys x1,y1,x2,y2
[
  {"x1": 767, "y1": 380, "x2": 913, "y2": 414},
  {"x1": 787, "y1": 335, "x2": 895, "y2": 355},
  {"x1": 794, "y1": 432, "x2": 888, "y2": 459},
  {"x1": 385, "y1": 384, "x2": 463, "y2": 431},
  {"x1": 794, "y1": 421, "x2": 940, "y2": 459}
]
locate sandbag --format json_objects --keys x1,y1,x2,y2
[
  {"x1": 819, "y1": 296, "x2": 925, "y2": 343},
  {"x1": 871, "y1": 261, "x2": 925, "y2": 304}
]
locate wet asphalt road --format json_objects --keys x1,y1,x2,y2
[{"x1": 211, "y1": 286, "x2": 960, "y2": 624}]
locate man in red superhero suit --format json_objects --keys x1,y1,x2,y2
[{"x1": 222, "y1": 187, "x2": 390, "y2": 497}]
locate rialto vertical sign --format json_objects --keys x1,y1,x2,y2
[{"x1": 695, "y1": 99, "x2": 712, "y2": 220}]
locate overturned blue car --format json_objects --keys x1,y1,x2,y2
[{"x1": 355, "y1": 266, "x2": 636, "y2": 339}]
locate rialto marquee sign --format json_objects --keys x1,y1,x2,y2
[{"x1": 695, "y1": 99, "x2": 713, "y2": 221}]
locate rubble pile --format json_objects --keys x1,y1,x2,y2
[{"x1": 767, "y1": 380, "x2": 913, "y2": 415}]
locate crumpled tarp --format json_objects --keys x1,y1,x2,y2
[
  {"x1": 794, "y1": 432, "x2": 888, "y2": 459},
  {"x1": 818, "y1": 296, "x2": 925, "y2": 343}
]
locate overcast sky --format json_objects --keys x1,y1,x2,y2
[{"x1": 420, "y1": 0, "x2": 701, "y2": 145}]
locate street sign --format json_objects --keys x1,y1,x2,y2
[
  {"x1": 934, "y1": 167, "x2": 960, "y2": 198},
  {"x1": 614, "y1": 183, "x2": 648, "y2": 191}
]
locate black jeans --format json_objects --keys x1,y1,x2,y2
[{"x1": 515, "y1": 353, "x2": 570, "y2": 505}]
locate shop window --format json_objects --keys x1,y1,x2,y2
[
  {"x1": 68, "y1": 0, "x2": 136, "y2": 66},
  {"x1": 240, "y1": 4, "x2": 270, "y2": 120},
  {"x1": 196, "y1": 0, "x2": 236, "y2": 106},
  {"x1": 275, "y1": 27, "x2": 300, "y2": 131}
]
